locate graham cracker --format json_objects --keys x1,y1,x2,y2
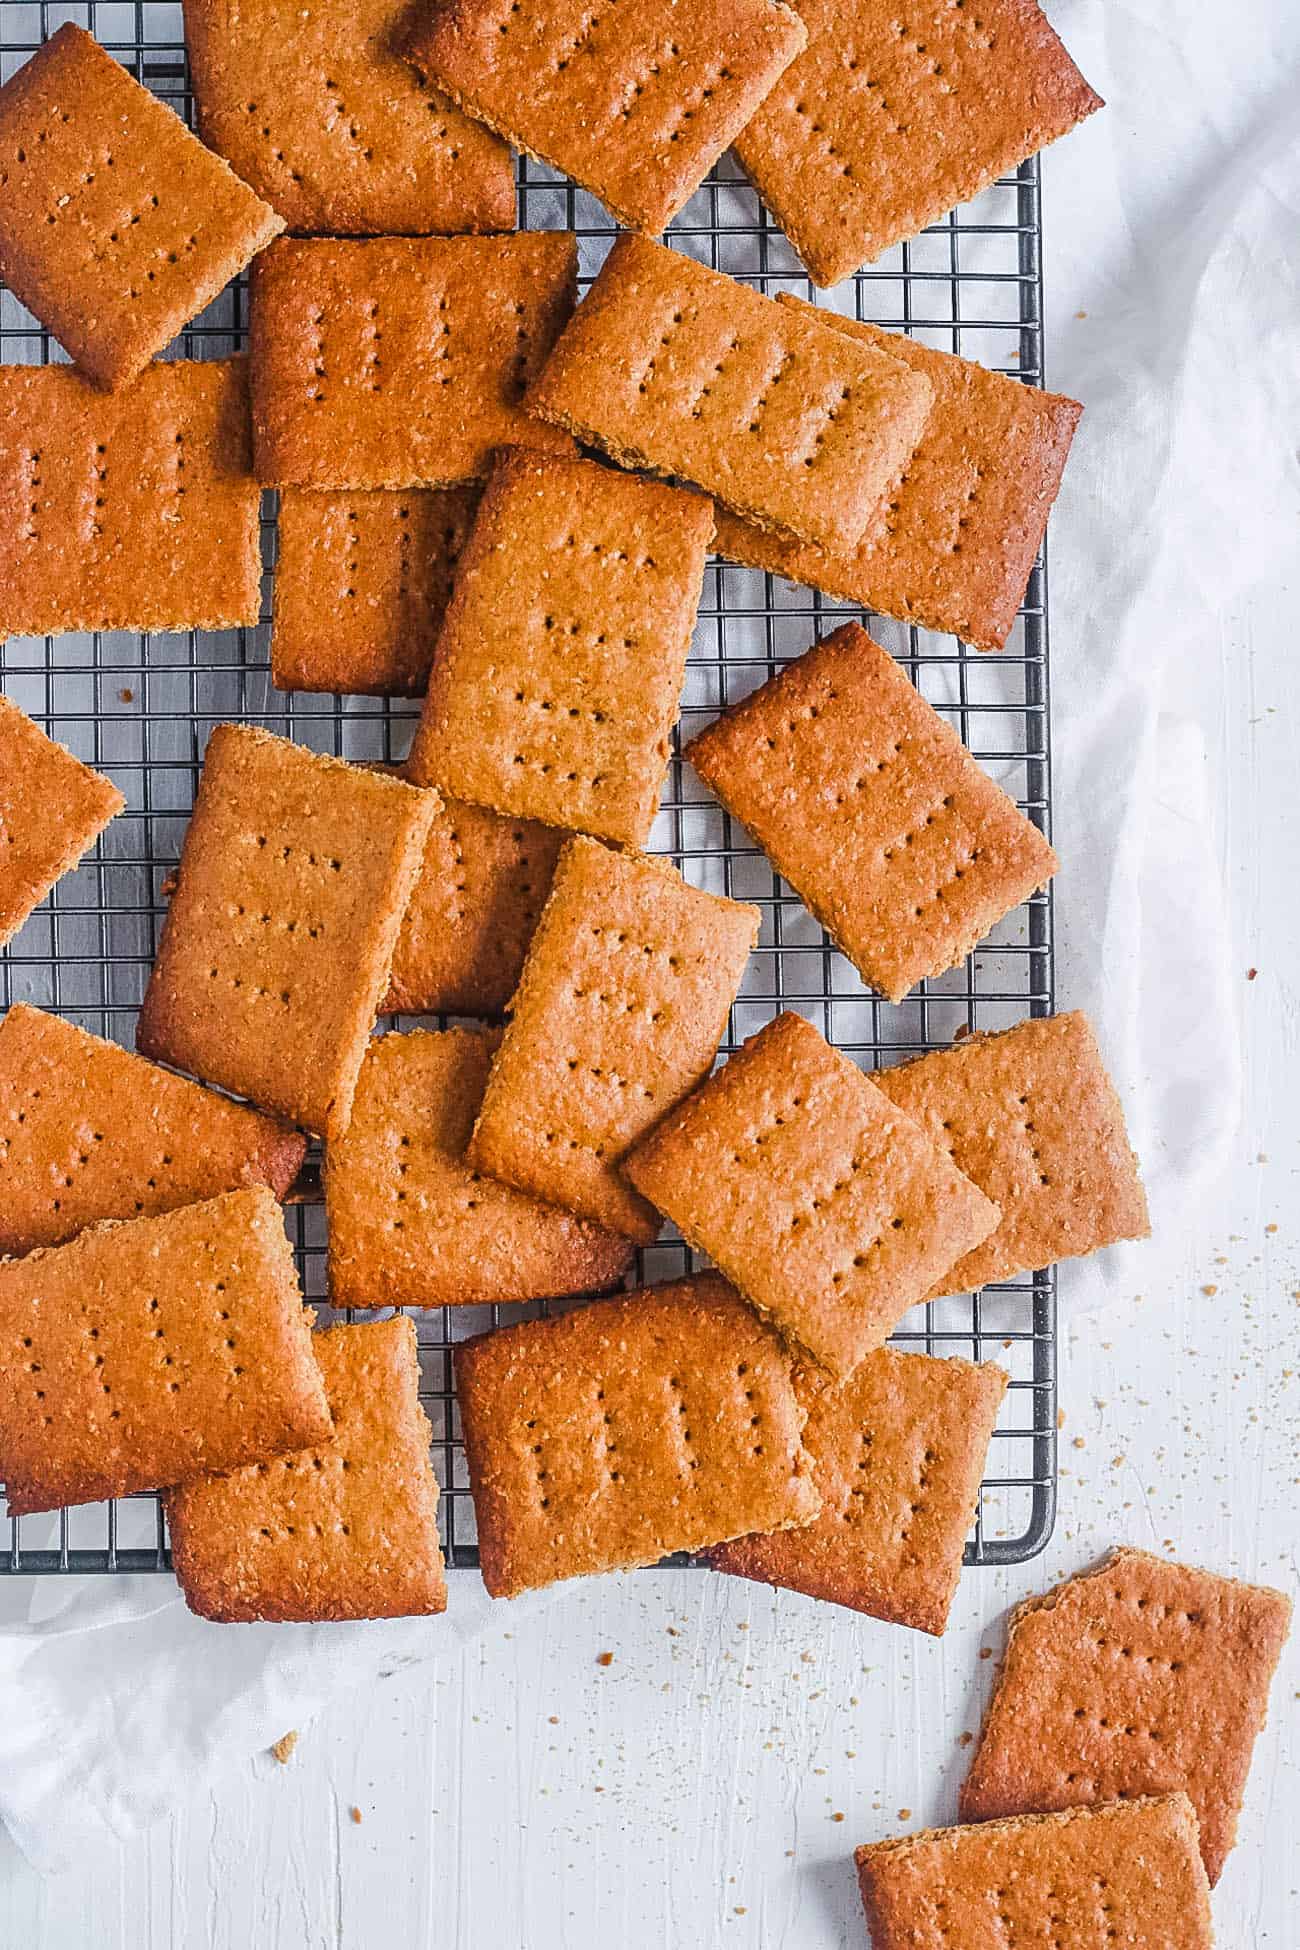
[
  {"x1": 0, "y1": 1003, "x2": 306, "y2": 1255},
  {"x1": 183, "y1": 0, "x2": 514, "y2": 237},
  {"x1": 735, "y1": 0, "x2": 1103, "y2": 288},
  {"x1": 0, "y1": 23, "x2": 283, "y2": 391},
  {"x1": 0, "y1": 1187, "x2": 330, "y2": 1517},
  {"x1": 382, "y1": 784, "x2": 566, "y2": 1018},
  {"x1": 455, "y1": 1273, "x2": 820, "y2": 1596},
  {"x1": 167, "y1": 1316, "x2": 447, "y2": 1623},
  {"x1": 271, "y1": 486, "x2": 480, "y2": 696},
  {"x1": 250, "y1": 233, "x2": 577, "y2": 489},
  {"x1": 623, "y1": 1011, "x2": 999, "y2": 1377},
  {"x1": 684, "y1": 621, "x2": 1058, "y2": 1002},
  {"x1": 402, "y1": 0, "x2": 806, "y2": 235},
  {"x1": 326, "y1": 1027, "x2": 633, "y2": 1309},
  {"x1": 0, "y1": 359, "x2": 263, "y2": 637},
  {"x1": 875, "y1": 1012, "x2": 1150, "y2": 1294},
  {"x1": 136, "y1": 726, "x2": 437, "y2": 1140},
  {"x1": 959, "y1": 1548, "x2": 1293, "y2": 1885},
  {"x1": 406, "y1": 446, "x2": 713, "y2": 846},
  {"x1": 709, "y1": 1347, "x2": 1005, "y2": 1633},
  {"x1": 525, "y1": 235, "x2": 932, "y2": 552},
  {"x1": 712, "y1": 300, "x2": 1083, "y2": 651},
  {"x1": 855, "y1": 1795, "x2": 1213, "y2": 1950},
  {"x1": 0, "y1": 697, "x2": 122, "y2": 947},
  {"x1": 467, "y1": 836, "x2": 758, "y2": 1242}
]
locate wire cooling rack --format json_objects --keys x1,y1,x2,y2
[{"x1": 0, "y1": 1, "x2": 1057, "y2": 1576}]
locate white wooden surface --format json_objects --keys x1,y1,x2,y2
[{"x1": 0, "y1": 568, "x2": 1295, "y2": 1946}]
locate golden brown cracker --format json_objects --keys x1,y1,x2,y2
[
  {"x1": 0, "y1": 696, "x2": 122, "y2": 947},
  {"x1": 0, "y1": 23, "x2": 283, "y2": 390},
  {"x1": 406, "y1": 446, "x2": 713, "y2": 846},
  {"x1": 325, "y1": 1027, "x2": 633, "y2": 1308},
  {"x1": 684, "y1": 622, "x2": 1058, "y2": 1002},
  {"x1": 624, "y1": 1011, "x2": 999, "y2": 1377},
  {"x1": 467, "y1": 836, "x2": 758, "y2": 1242},
  {"x1": 136, "y1": 725, "x2": 437, "y2": 1140},
  {"x1": 875, "y1": 1012, "x2": 1149, "y2": 1294},
  {"x1": 0, "y1": 1188, "x2": 330, "y2": 1516},
  {"x1": 0, "y1": 1003, "x2": 305, "y2": 1254},
  {"x1": 959, "y1": 1548, "x2": 1293, "y2": 1885},
  {"x1": 455, "y1": 1273, "x2": 820, "y2": 1596},
  {"x1": 525, "y1": 235, "x2": 932, "y2": 552},
  {"x1": 167, "y1": 1316, "x2": 447, "y2": 1622}
]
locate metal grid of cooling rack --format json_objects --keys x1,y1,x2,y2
[{"x1": 0, "y1": 0, "x2": 1057, "y2": 1576}]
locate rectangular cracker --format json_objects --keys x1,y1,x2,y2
[
  {"x1": 382, "y1": 783, "x2": 566, "y2": 1018},
  {"x1": 712, "y1": 301, "x2": 1083, "y2": 651},
  {"x1": 271, "y1": 487, "x2": 480, "y2": 696},
  {"x1": 875, "y1": 1012, "x2": 1149, "y2": 1294},
  {"x1": 959, "y1": 1547, "x2": 1293, "y2": 1885},
  {"x1": 166, "y1": 1316, "x2": 447, "y2": 1622},
  {"x1": 0, "y1": 24, "x2": 283, "y2": 391},
  {"x1": 326, "y1": 1027, "x2": 633, "y2": 1308},
  {"x1": 0, "y1": 697, "x2": 122, "y2": 946},
  {"x1": 136, "y1": 726, "x2": 437, "y2": 1140},
  {"x1": 250, "y1": 234, "x2": 577, "y2": 489},
  {"x1": 525, "y1": 235, "x2": 932, "y2": 552},
  {"x1": 856, "y1": 1795, "x2": 1213, "y2": 1950},
  {"x1": 709, "y1": 1347, "x2": 1005, "y2": 1633},
  {"x1": 0, "y1": 1004, "x2": 306, "y2": 1255},
  {"x1": 183, "y1": 0, "x2": 514, "y2": 237},
  {"x1": 0, "y1": 1187, "x2": 330, "y2": 1517},
  {"x1": 736, "y1": 0, "x2": 1103, "y2": 288},
  {"x1": 406, "y1": 446, "x2": 713, "y2": 845},
  {"x1": 684, "y1": 621, "x2": 1058, "y2": 1002},
  {"x1": 624, "y1": 1011, "x2": 999, "y2": 1377},
  {"x1": 0, "y1": 359, "x2": 263, "y2": 637},
  {"x1": 467, "y1": 836, "x2": 758, "y2": 1241},
  {"x1": 402, "y1": 0, "x2": 806, "y2": 235},
  {"x1": 455, "y1": 1273, "x2": 820, "y2": 1596}
]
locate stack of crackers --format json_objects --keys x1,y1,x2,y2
[{"x1": 0, "y1": 10, "x2": 1289, "y2": 1937}]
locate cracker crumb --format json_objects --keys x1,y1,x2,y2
[
  {"x1": 1056, "y1": 1408, "x2": 1066, "y2": 1429},
  {"x1": 1247, "y1": 967, "x2": 1258, "y2": 980},
  {"x1": 349, "y1": 1806, "x2": 363, "y2": 1825},
  {"x1": 119, "y1": 687, "x2": 134, "y2": 704},
  {"x1": 979, "y1": 1647, "x2": 993, "y2": 1661},
  {"x1": 1265, "y1": 1223, "x2": 1278, "y2": 1234},
  {"x1": 1073, "y1": 1435, "x2": 1086, "y2": 1450},
  {"x1": 832, "y1": 1811, "x2": 845, "y2": 1822},
  {"x1": 959, "y1": 1731, "x2": 974, "y2": 1747},
  {"x1": 898, "y1": 1808, "x2": 912, "y2": 1820},
  {"x1": 596, "y1": 1650, "x2": 614, "y2": 1667},
  {"x1": 1201, "y1": 1284, "x2": 1218, "y2": 1296},
  {"x1": 1075, "y1": 309, "x2": 1087, "y2": 319},
  {"x1": 548, "y1": 1715, "x2": 559, "y2": 1725},
  {"x1": 270, "y1": 1731, "x2": 298, "y2": 1765}
]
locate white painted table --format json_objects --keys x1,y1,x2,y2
[{"x1": 0, "y1": 570, "x2": 1295, "y2": 1949}]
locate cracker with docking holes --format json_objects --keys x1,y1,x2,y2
[
  {"x1": 455, "y1": 1273, "x2": 820, "y2": 1596},
  {"x1": 959, "y1": 1547, "x2": 1292, "y2": 1885},
  {"x1": 250, "y1": 233, "x2": 577, "y2": 489},
  {"x1": 0, "y1": 359, "x2": 262, "y2": 637},
  {"x1": 875, "y1": 1012, "x2": 1149, "y2": 1295},
  {"x1": 735, "y1": 0, "x2": 1102, "y2": 288},
  {"x1": 709, "y1": 1346, "x2": 1006, "y2": 1633},
  {"x1": 183, "y1": 0, "x2": 514, "y2": 237},
  {"x1": 271, "y1": 487, "x2": 480, "y2": 697},
  {"x1": 167, "y1": 1316, "x2": 448, "y2": 1622},
  {"x1": 0, "y1": 23, "x2": 282, "y2": 390},
  {"x1": 0, "y1": 696, "x2": 123, "y2": 947},
  {"x1": 326, "y1": 1027, "x2": 633, "y2": 1309},
  {"x1": 136, "y1": 725, "x2": 437, "y2": 1140},
  {"x1": 855, "y1": 1795, "x2": 1212, "y2": 1950},
  {"x1": 406, "y1": 446, "x2": 713, "y2": 846},
  {"x1": 623, "y1": 1011, "x2": 999, "y2": 1377},
  {"x1": 401, "y1": 0, "x2": 806, "y2": 236},
  {"x1": 525, "y1": 235, "x2": 932, "y2": 552},
  {"x1": 467, "y1": 836, "x2": 758, "y2": 1242},
  {"x1": 0, "y1": 1003, "x2": 305, "y2": 1255},
  {"x1": 382, "y1": 785, "x2": 566, "y2": 1018},
  {"x1": 684, "y1": 622, "x2": 1058, "y2": 1002},
  {"x1": 0, "y1": 1188, "x2": 330, "y2": 1517},
  {"x1": 712, "y1": 300, "x2": 1082, "y2": 651}
]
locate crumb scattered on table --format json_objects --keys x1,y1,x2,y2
[{"x1": 270, "y1": 1731, "x2": 298, "y2": 1765}]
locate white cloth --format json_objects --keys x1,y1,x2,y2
[{"x1": 0, "y1": 0, "x2": 1296, "y2": 1875}]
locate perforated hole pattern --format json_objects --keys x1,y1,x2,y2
[{"x1": 0, "y1": 0, "x2": 1055, "y2": 1575}]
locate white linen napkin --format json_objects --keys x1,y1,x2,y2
[{"x1": 0, "y1": 0, "x2": 1295, "y2": 1873}]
